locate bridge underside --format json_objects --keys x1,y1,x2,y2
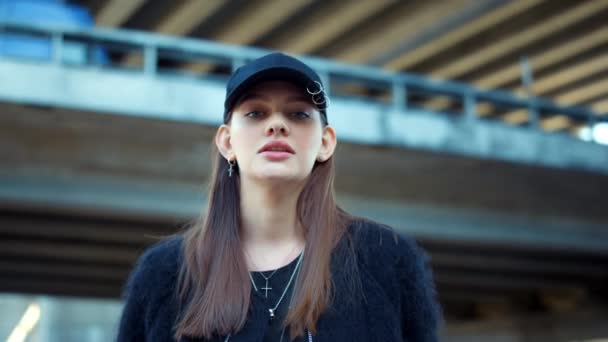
[
  {"x1": 2, "y1": 102, "x2": 608, "y2": 326},
  {"x1": 3, "y1": 1, "x2": 608, "y2": 338}
]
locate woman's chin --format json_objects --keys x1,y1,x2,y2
[{"x1": 250, "y1": 168, "x2": 305, "y2": 183}]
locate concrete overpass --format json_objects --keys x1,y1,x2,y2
[{"x1": 1, "y1": 22, "x2": 608, "y2": 340}]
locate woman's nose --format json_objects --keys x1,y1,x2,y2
[{"x1": 265, "y1": 114, "x2": 290, "y2": 136}]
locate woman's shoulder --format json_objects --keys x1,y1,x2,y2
[
  {"x1": 122, "y1": 235, "x2": 184, "y2": 302},
  {"x1": 344, "y1": 217, "x2": 435, "y2": 286},
  {"x1": 345, "y1": 218, "x2": 443, "y2": 336},
  {"x1": 346, "y1": 218, "x2": 425, "y2": 263},
  {"x1": 138, "y1": 234, "x2": 183, "y2": 265}
]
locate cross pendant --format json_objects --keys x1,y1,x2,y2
[{"x1": 261, "y1": 279, "x2": 272, "y2": 298}]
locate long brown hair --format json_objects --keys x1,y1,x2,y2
[{"x1": 175, "y1": 114, "x2": 354, "y2": 340}]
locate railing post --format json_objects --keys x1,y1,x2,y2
[
  {"x1": 51, "y1": 31, "x2": 63, "y2": 65},
  {"x1": 392, "y1": 80, "x2": 407, "y2": 111},
  {"x1": 86, "y1": 41, "x2": 98, "y2": 67},
  {"x1": 520, "y1": 56, "x2": 539, "y2": 128},
  {"x1": 143, "y1": 45, "x2": 157, "y2": 76},
  {"x1": 464, "y1": 90, "x2": 476, "y2": 121},
  {"x1": 587, "y1": 112, "x2": 596, "y2": 143},
  {"x1": 528, "y1": 99, "x2": 539, "y2": 128}
]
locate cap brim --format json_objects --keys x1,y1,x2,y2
[{"x1": 225, "y1": 66, "x2": 313, "y2": 112}]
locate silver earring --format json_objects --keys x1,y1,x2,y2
[{"x1": 228, "y1": 159, "x2": 236, "y2": 177}]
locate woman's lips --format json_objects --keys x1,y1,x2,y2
[
  {"x1": 258, "y1": 140, "x2": 294, "y2": 161},
  {"x1": 261, "y1": 151, "x2": 292, "y2": 161}
]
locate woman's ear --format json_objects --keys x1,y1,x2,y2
[
  {"x1": 215, "y1": 124, "x2": 233, "y2": 160},
  {"x1": 317, "y1": 125, "x2": 337, "y2": 162}
]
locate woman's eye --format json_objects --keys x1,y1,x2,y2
[
  {"x1": 245, "y1": 111, "x2": 265, "y2": 119},
  {"x1": 291, "y1": 111, "x2": 310, "y2": 119}
]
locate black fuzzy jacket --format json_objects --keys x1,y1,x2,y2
[{"x1": 117, "y1": 220, "x2": 443, "y2": 342}]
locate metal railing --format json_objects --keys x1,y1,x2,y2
[{"x1": 1, "y1": 21, "x2": 605, "y2": 142}]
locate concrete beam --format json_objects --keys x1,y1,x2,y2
[
  {"x1": 384, "y1": 0, "x2": 544, "y2": 71},
  {"x1": 1, "y1": 60, "x2": 607, "y2": 174},
  {"x1": 0, "y1": 278, "x2": 121, "y2": 299},
  {"x1": 0, "y1": 213, "x2": 167, "y2": 245},
  {"x1": 484, "y1": 53, "x2": 608, "y2": 111},
  {"x1": 0, "y1": 238, "x2": 138, "y2": 265},
  {"x1": 210, "y1": 0, "x2": 312, "y2": 46},
  {"x1": 339, "y1": 195, "x2": 608, "y2": 255},
  {"x1": 430, "y1": 253, "x2": 608, "y2": 279},
  {"x1": 592, "y1": 99, "x2": 608, "y2": 115},
  {"x1": 183, "y1": 0, "x2": 312, "y2": 74},
  {"x1": 540, "y1": 289, "x2": 586, "y2": 314},
  {"x1": 471, "y1": 53, "x2": 608, "y2": 118},
  {"x1": 2, "y1": 174, "x2": 608, "y2": 254},
  {"x1": 0, "y1": 260, "x2": 128, "y2": 282},
  {"x1": 539, "y1": 115, "x2": 573, "y2": 132},
  {"x1": 555, "y1": 78, "x2": 608, "y2": 105},
  {"x1": 425, "y1": 26, "x2": 608, "y2": 113},
  {"x1": 500, "y1": 79, "x2": 608, "y2": 126},
  {"x1": 3, "y1": 101, "x2": 608, "y2": 221},
  {"x1": 444, "y1": 308, "x2": 608, "y2": 342},
  {"x1": 267, "y1": 0, "x2": 396, "y2": 54},
  {"x1": 439, "y1": 289, "x2": 512, "y2": 304},
  {"x1": 477, "y1": 27, "x2": 608, "y2": 90},
  {"x1": 429, "y1": 1, "x2": 608, "y2": 80},
  {"x1": 330, "y1": 0, "x2": 472, "y2": 64},
  {"x1": 154, "y1": 0, "x2": 223, "y2": 36},
  {"x1": 368, "y1": 0, "x2": 506, "y2": 66},
  {"x1": 434, "y1": 272, "x2": 586, "y2": 292},
  {"x1": 95, "y1": 0, "x2": 146, "y2": 27},
  {"x1": 5, "y1": 203, "x2": 606, "y2": 279},
  {"x1": 122, "y1": 0, "x2": 224, "y2": 67}
]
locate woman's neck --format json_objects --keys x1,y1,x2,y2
[
  {"x1": 239, "y1": 177, "x2": 306, "y2": 270},
  {"x1": 239, "y1": 177, "x2": 305, "y2": 243}
]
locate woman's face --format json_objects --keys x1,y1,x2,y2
[{"x1": 216, "y1": 80, "x2": 336, "y2": 183}]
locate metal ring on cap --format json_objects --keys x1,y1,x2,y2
[
  {"x1": 312, "y1": 93, "x2": 326, "y2": 106},
  {"x1": 306, "y1": 80, "x2": 324, "y2": 95}
]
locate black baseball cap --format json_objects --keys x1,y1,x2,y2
[{"x1": 223, "y1": 52, "x2": 329, "y2": 124}]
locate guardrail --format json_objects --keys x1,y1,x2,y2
[{"x1": 1, "y1": 21, "x2": 605, "y2": 143}]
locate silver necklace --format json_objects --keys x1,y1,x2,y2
[
  {"x1": 224, "y1": 252, "x2": 310, "y2": 342},
  {"x1": 248, "y1": 251, "x2": 304, "y2": 319},
  {"x1": 245, "y1": 243, "x2": 300, "y2": 298},
  {"x1": 257, "y1": 268, "x2": 279, "y2": 298}
]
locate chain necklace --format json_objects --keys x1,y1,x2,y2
[
  {"x1": 248, "y1": 250, "x2": 303, "y2": 319},
  {"x1": 253, "y1": 268, "x2": 280, "y2": 298},
  {"x1": 224, "y1": 251, "x2": 308, "y2": 342},
  {"x1": 245, "y1": 242, "x2": 300, "y2": 298}
]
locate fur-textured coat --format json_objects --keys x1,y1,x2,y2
[{"x1": 117, "y1": 220, "x2": 443, "y2": 341}]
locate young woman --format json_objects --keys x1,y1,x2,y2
[{"x1": 117, "y1": 52, "x2": 442, "y2": 342}]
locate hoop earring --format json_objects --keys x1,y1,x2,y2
[{"x1": 228, "y1": 159, "x2": 236, "y2": 177}]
